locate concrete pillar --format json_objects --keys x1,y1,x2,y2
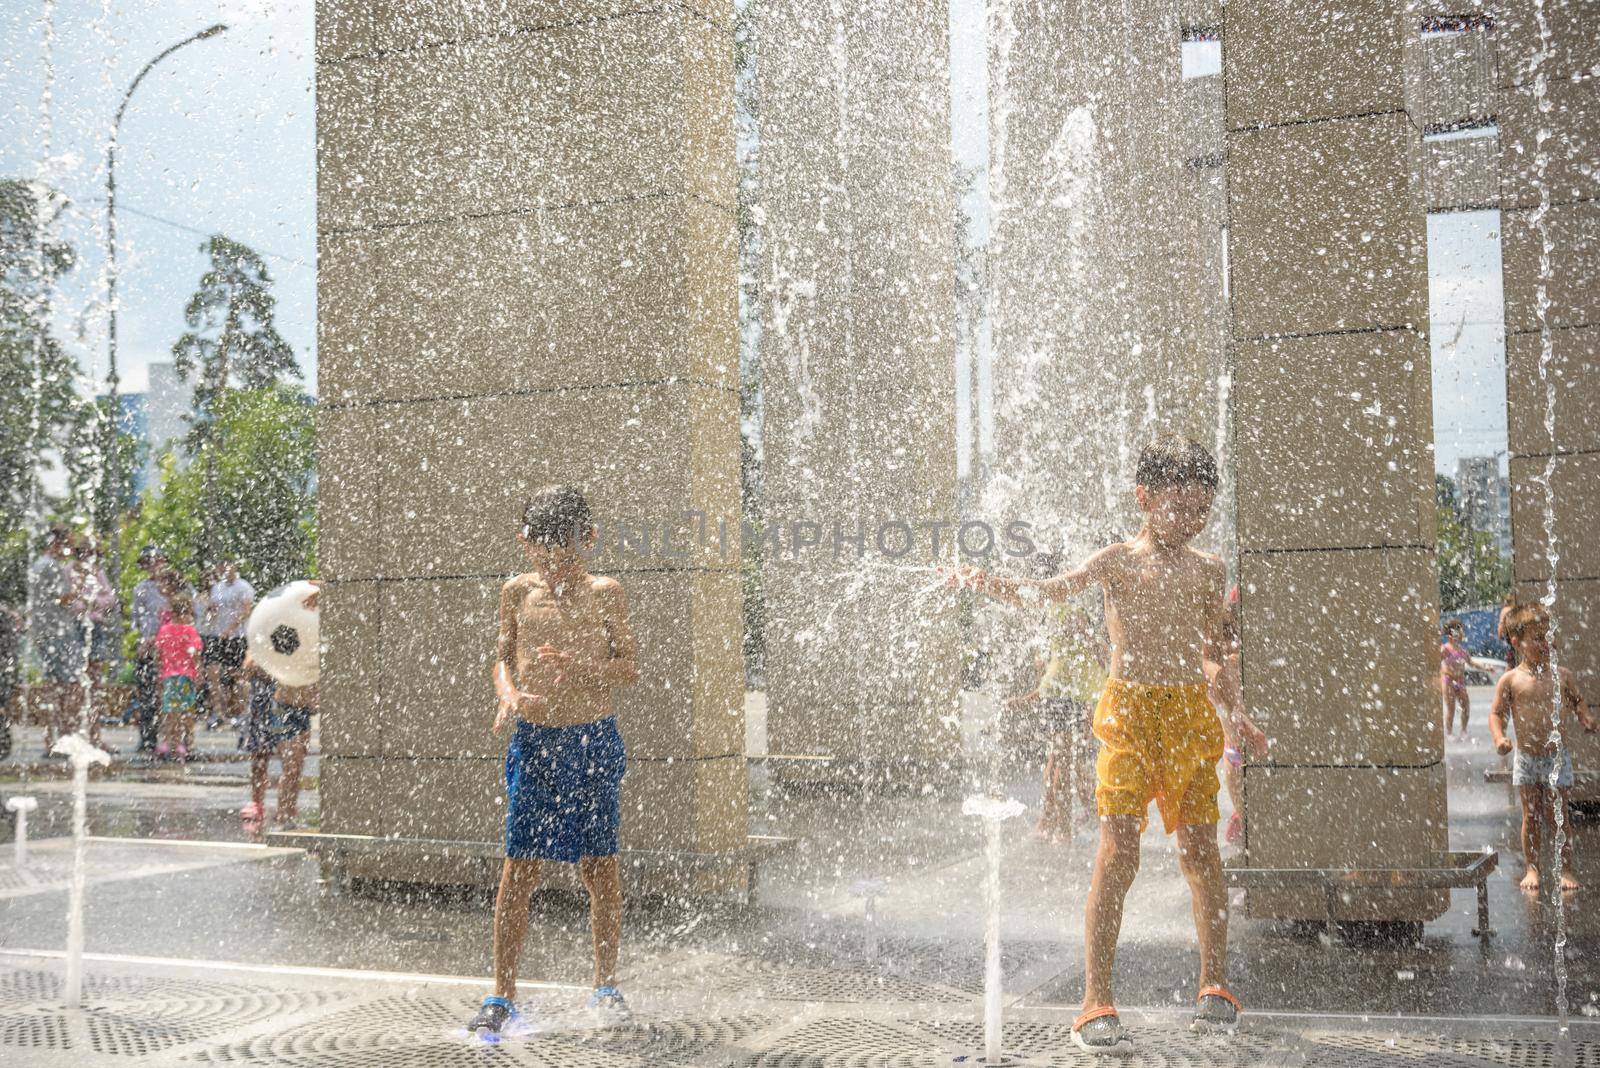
[
  {"x1": 754, "y1": 2, "x2": 961, "y2": 781},
  {"x1": 1495, "y1": 0, "x2": 1600, "y2": 768},
  {"x1": 987, "y1": 1, "x2": 1224, "y2": 554},
  {"x1": 315, "y1": 2, "x2": 749, "y2": 894},
  {"x1": 1404, "y1": 13, "x2": 1501, "y2": 211},
  {"x1": 1225, "y1": 1, "x2": 1449, "y2": 920}
]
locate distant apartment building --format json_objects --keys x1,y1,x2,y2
[
  {"x1": 104, "y1": 361, "x2": 193, "y2": 496},
  {"x1": 1455, "y1": 455, "x2": 1511, "y2": 560}
]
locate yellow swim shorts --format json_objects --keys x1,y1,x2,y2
[{"x1": 1094, "y1": 678, "x2": 1225, "y2": 834}]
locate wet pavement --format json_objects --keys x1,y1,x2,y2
[{"x1": 0, "y1": 686, "x2": 1594, "y2": 1064}]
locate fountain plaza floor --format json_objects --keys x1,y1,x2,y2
[{"x1": 1, "y1": 686, "x2": 1597, "y2": 1065}]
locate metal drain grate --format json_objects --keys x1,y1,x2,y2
[
  {"x1": 568, "y1": 1013, "x2": 779, "y2": 1065},
  {"x1": 0, "y1": 964, "x2": 1593, "y2": 1067},
  {"x1": 0, "y1": 1011, "x2": 72, "y2": 1051},
  {"x1": 702, "y1": 958, "x2": 971, "y2": 1006},
  {"x1": 741, "y1": 1015, "x2": 946, "y2": 1068},
  {"x1": 0, "y1": 967, "x2": 61, "y2": 1007},
  {"x1": 1328, "y1": 1034, "x2": 1600, "y2": 1068}
]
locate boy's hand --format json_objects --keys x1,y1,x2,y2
[{"x1": 1495, "y1": 737, "x2": 1514, "y2": 755}]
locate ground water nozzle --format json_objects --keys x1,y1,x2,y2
[{"x1": 5, "y1": 795, "x2": 37, "y2": 867}]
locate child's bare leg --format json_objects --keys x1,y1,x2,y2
[
  {"x1": 1519, "y1": 786, "x2": 1542, "y2": 892},
  {"x1": 578, "y1": 855, "x2": 623, "y2": 987},
  {"x1": 250, "y1": 753, "x2": 271, "y2": 809},
  {"x1": 1559, "y1": 788, "x2": 1579, "y2": 890},
  {"x1": 1082, "y1": 815, "x2": 1141, "y2": 1013},
  {"x1": 492, "y1": 858, "x2": 542, "y2": 999},
  {"x1": 276, "y1": 735, "x2": 309, "y2": 819},
  {"x1": 1177, "y1": 822, "x2": 1229, "y2": 991},
  {"x1": 1037, "y1": 736, "x2": 1069, "y2": 835},
  {"x1": 1459, "y1": 689, "x2": 1470, "y2": 737}
]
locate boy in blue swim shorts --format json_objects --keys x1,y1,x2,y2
[{"x1": 469, "y1": 486, "x2": 639, "y2": 1040}]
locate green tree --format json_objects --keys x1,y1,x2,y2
[
  {"x1": 1436, "y1": 473, "x2": 1512, "y2": 613},
  {"x1": 64, "y1": 395, "x2": 146, "y2": 543},
  {"x1": 0, "y1": 179, "x2": 84, "y2": 604},
  {"x1": 120, "y1": 388, "x2": 316, "y2": 604},
  {"x1": 171, "y1": 235, "x2": 299, "y2": 564}
]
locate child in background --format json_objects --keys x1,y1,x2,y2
[
  {"x1": 1490, "y1": 601, "x2": 1596, "y2": 893},
  {"x1": 1035, "y1": 597, "x2": 1109, "y2": 840},
  {"x1": 1441, "y1": 618, "x2": 1491, "y2": 741},
  {"x1": 154, "y1": 595, "x2": 203, "y2": 761},
  {"x1": 238, "y1": 653, "x2": 315, "y2": 827}
]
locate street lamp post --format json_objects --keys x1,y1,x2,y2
[{"x1": 101, "y1": 23, "x2": 226, "y2": 554}]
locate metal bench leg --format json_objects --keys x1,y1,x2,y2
[{"x1": 1472, "y1": 880, "x2": 1493, "y2": 946}]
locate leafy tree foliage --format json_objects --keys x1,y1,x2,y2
[
  {"x1": 1436, "y1": 473, "x2": 1512, "y2": 613},
  {"x1": 171, "y1": 235, "x2": 300, "y2": 563},
  {"x1": 0, "y1": 179, "x2": 84, "y2": 604},
  {"x1": 119, "y1": 388, "x2": 316, "y2": 605}
]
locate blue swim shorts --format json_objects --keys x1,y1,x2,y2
[{"x1": 504, "y1": 717, "x2": 626, "y2": 863}]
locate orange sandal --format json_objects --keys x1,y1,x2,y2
[
  {"x1": 1193, "y1": 985, "x2": 1241, "y2": 1034},
  {"x1": 1071, "y1": 1005, "x2": 1134, "y2": 1056}
]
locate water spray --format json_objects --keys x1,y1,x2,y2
[
  {"x1": 6, "y1": 796, "x2": 38, "y2": 867},
  {"x1": 52, "y1": 732, "x2": 110, "y2": 1009}
]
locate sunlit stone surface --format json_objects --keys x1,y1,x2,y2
[
  {"x1": 314, "y1": 0, "x2": 749, "y2": 890},
  {"x1": 1226, "y1": 0, "x2": 1449, "y2": 921}
]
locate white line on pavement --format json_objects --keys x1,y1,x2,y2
[{"x1": 0, "y1": 948, "x2": 585, "y2": 993}]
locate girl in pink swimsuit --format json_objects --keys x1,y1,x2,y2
[{"x1": 1441, "y1": 619, "x2": 1485, "y2": 741}]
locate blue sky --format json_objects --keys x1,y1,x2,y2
[
  {"x1": 1, "y1": 0, "x2": 316, "y2": 396},
  {"x1": 6, "y1": 0, "x2": 1502, "y2": 478}
]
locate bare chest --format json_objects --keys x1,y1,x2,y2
[
  {"x1": 516, "y1": 590, "x2": 609, "y2": 656},
  {"x1": 1106, "y1": 561, "x2": 1211, "y2": 632}
]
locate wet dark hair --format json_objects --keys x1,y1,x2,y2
[
  {"x1": 1135, "y1": 435, "x2": 1219, "y2": 493},
  {"x1": 168, "y1": 594, "x2": 194, "y2": 618},
  {"x1": 1443, "y1": 617, "x2": 1464, "y2": 637},
  {"x1": 520, "y1": 485, "x2": 593, "y2": 547}
]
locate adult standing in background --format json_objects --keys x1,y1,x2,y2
[
  {"x1": 130, "y1": 545, "x2": 171, "y2": 754},
  {"x1": 27, "y1": 526, "x2": 88, "y2": 758},
  {"x1": 207, "y1": 561, "x2": 254, "y2": 730},
  {"x1": 70, "y1": 532, "x2": 116, "y2": 750},
  {"x1": 195, "y1": 565, "x2": 219, "y2": 727}
]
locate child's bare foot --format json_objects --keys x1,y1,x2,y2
[
  {"x1": 1521, "y1": 868, "x2": 1541, "y2": 893},
  {"x1": 1562, "y1": 869, "x2": 1580, "y2": 892}
]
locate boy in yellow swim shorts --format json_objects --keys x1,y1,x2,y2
[{"x1": 947, "y1": 435, "x2": 1244, "y2": 1055}]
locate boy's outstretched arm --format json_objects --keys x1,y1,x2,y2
[
  {"x1": 1489, "y1": 674, "x2": 1514, "y2": 754},
  {"x1": 946, "y1": 547, "x2": 1111, "y2": 607}
]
